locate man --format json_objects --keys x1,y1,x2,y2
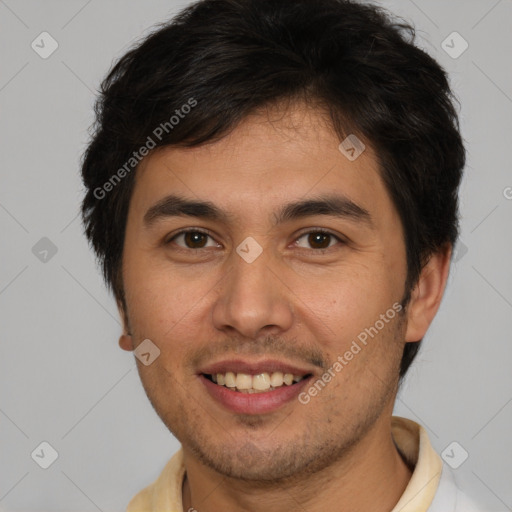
[{"x1": 80, "y1": 0, "x2": 481, "y2": 510}]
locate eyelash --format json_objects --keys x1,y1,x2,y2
[{"x1": 165, "y1": 228, "x2": 346, "y2": 254}]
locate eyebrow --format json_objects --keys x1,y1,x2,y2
[{"x1": 143, "y1": 193, "x2": 374, "y2": 229}]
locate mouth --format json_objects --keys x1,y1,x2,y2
[
  {"x1": 202, "y1": 371, "x2": 312, "y2": 393},
  {"x1": 198, "y1": 360, "x2": 315, "y2": 414}
]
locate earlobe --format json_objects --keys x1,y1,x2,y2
[
  {"x1": 404, "y1": 244, "x2": 452, "y2": 343},
  {"x1": 119, "y1": 333, "x2": 134, "y2": 351}
]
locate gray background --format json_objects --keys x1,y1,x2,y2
[{"x1": 1, "y1": 0, "x2": 511, "y2": 510}]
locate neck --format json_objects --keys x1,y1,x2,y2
[{"x1": 182, "y1": 415, "x2": 413, "y2": 512}]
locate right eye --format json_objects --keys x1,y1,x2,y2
[{"x1": 166, "y1": 229, "x2": 220, "y2": 250}]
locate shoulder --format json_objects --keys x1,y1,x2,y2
[
  {"x1": 428, "y1": 464, "x2": 485, "y2": 512},
  {"x1": 126, "y1": 448, "x2": 185, "y2": 512}
]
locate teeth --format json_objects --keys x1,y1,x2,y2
[
  {"x1": 225, "y1": 371, "x2": 236, "y2": 388},
  {"x1": 270, "y1": 371, "x2": 284, "y2": 387},
  {"x1": 208, "y1": 371, "x2": 307, "y2": 392},
  {"x1": 253, "y1": 373, "x2": 271, "y2": 391},
  {"x1": 235, "y1": 373, "x2": 252, "y2": 390}
]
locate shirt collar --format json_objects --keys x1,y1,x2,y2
[{"x1": 390, "y1": 416, "x2": 442, "y2": 512}]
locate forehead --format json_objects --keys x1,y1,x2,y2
[{"x1": 130, "y1": 101, "x2": 394, "y2": 229}]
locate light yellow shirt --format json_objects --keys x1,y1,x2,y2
[{"x1": 126, "y1": 416, "x2": 444, "y2": 512}]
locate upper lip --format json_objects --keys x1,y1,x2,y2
[{"x1": 199, "y1": 358, "x2": 315, "y2": 377}]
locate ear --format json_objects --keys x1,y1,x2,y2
[
  {"x1": 117, "y1": 298, "x2": 134, "y2": 352},
  {"x1": 404, "y1": 243, "x2": 452, "y2": 343}
]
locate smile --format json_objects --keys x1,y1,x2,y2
[
  {"x1": 203, "y1": 371, "x2": 310, "y2": 393},
  {"x1": 200, "y1": 372, "x2": 313, "y2": 414}
]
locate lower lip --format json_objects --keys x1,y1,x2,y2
[{"x1": 199, "y1": 374, "x2": 312, "y2": 415}]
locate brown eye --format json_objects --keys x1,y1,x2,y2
[
  {"x1": 167, "y1": 230, "x2": 218, "y2": 249},
  {"x1": 308, "y1": 232, "x2": 331, "y2": 249},
  {"x1": 183, "y1": 231, "x2": 208, "y2": 248},
  {"x1": 295, "y1": 230, "x2": 343, "y2": 251}
]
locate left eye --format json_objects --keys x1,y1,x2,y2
[{"x1": 294, "y1": 230, "x2": 343, "y2": 250}]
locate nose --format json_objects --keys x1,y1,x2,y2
[{"x1": 212, "y1": 246, "x2": 294, "y2": 339}]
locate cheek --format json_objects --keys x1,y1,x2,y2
[
  {"x1": 124, "y1": 253, "x2": 210, "y2": 324},
  {"x1": 124, "y1": 260, "x2": 221, "y2": 373},
  {"x1": 296, "y1": 261, "x2": 376, "y2": 310},
  {"x1": 294, "y1": 262, "x2": 400, "y2": 352}
]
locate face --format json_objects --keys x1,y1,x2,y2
[{"x1": 119, "y1": 102, "x2": 410, "y2": 481}]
